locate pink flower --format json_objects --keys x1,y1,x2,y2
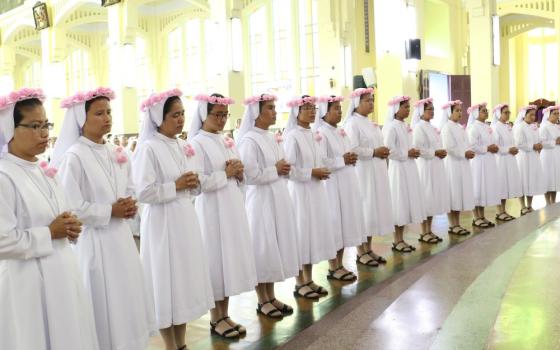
[
  {"x1": 488, "y1": 128, "x2": 493, "y2": 134},
  {"x1": 39, "y1": 161, "x2": 48, "y2": 169},
  {"x1": 372, "y1": 121, "x2": 379, "y2": 128},
  {"x1": 116, "y1": 146, "x2": 124, "y2": 153},
  {"x1": 116, "y1": 154, "x2": 128, "y2": 164},
  {"x1": 435, "y1": 129, "x2": 441, "y2": 135},
  {"x1": 224, "y1": 136, "x2": 235, "y2": 149},
  {"x1": 314, "y1": 132, "x2": 323, "y2": 142},
  {"x1": 388, "y1": 96, "x2": 411, "y2": 107},
  {"x1": 195, "y1": 94, "x2": 235, "y2": 105},
  {"x1": 339, "y1": 129, "x2": 347, "y2": 137},
  {"x1": 61, "y1": 87, "x2": 115, "y2": 109},
  {"x1": 287, "y1": 96, "x2": 317, "y2": 108},
  {"x1": 275, "y1": 133, "x2": 283, "y2": 143},
  {"x1": 140, "y1": 89, "x2": 183, "y2": 112},
  {"x1": 406, "y1": 125, "x2": 412, "y2": 133},
  {"x1": 317, "y1": 95, "x2": 344, "y2": 103},
  {"x1": 44, "y1": 168, "x2": 58, "y2": 178},
  {"x1": 183, "y1": 144, "x2": 196, "y2": 157},
  {"x1": 350, "y1": 88, "x2": 375, "y2": 98},
  {"x1": 243, "y1": 94, "x2": 277, "y2": 105}
]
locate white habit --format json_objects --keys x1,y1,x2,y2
[
  {"x1": 467, "y1": 120, "x2": 500, "y2": 206},
  {"x1": 514, "y1": 121, "x2": 546, "y2": 196},
  {"x1": 492, "y1": 121, "x2": 522, "y2": 199},
  {"x1": 539, "y1": 120, "x2": 560, "y2": 192}
]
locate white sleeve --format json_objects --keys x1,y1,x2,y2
[
  {"x1": 346, "y1": 120, "x2": 374, "y2": 159},
  {"x1": 238, "y1": 138, "x2": 279, "y2": 185},
  {"x1": 132, "y1": 144, "x2": 177, "y2": 204},
  {"x1": 284, "y1": 134, "x2": 312, "y2": 182},
  {"x1": 413, "y1": 126, "x2": 435, "y2": 159},
  {"x1": 192, "y1": 142, "x2": 229, "y2": 192},
  {"x1": 383, "y1": 125, "x2": 408, "y2": 161}
]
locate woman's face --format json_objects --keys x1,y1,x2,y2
[
  {"x1": 450, "y1": 105, "x2": 462, "y2": 123},
  {"x1": 395, "y1": 101, "x2": 411, "y2": 120},
  {"x1": 159, "y1": 99, "x2": 185, "y2": 136},
  {"x1": 83, "y1": 98, "x2": 112, "y2": 137},
  {"x1": 298, "y1": 103, "x2": 316, "y2": 124},
  {"x1": 323, "y1": 101, "x2": 342, "y2": 125},
  {"x1": 11, "y1": 104, "x2": 50, "y2": 157},
  {"x1": 422, "y1": 102, "x2": 435, "y2": 121},
  {"x1": 255, "y1": 101, "x2": 277, "y2": 128},
  {"x1": 204, "y1": 104, "x2": 229, "y2": 132},
  {"x1": 524, "y1": 109, "x2": 536, "y2": 124},
  {"x1": 477, "y1": 106, "x2": 489, "y2": 122},
  {"x1": 499, "y1": 107, "x2": 511, "y2": 123},
  {"x1": 356, "y1": 93, "x2": 374, "y2": 115},
  {"x1": 549, "y1": 110, "x2": 560, "y2": 124}
]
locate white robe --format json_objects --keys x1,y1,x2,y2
[
  {"x1": 283, "y1": 126, "x2": 337, "y2": 264},
  {"x1": 58, "y1": 137, "x2": 156, "y2": 350},
  {"x1": 412, "y1": 120, "x2": 451, "y2": 216},
  {"x1": 191, "y1": 130, "x2": 258, "y2": 300},
  {"x1": 383, "y1": 119, "x2": 427, "y2": 226},
  {"x1": 441, "y1": 121, "x2": 475, "y2": 211},
  {"x1": 237, "y1": 127, "x2": 301, "y2": 282},
  {"x1": 492, "y1": 121, "x2": 522, "y2": 200},
  {"x1": 317, "y1": 123, "x2": 366, "y2": 248},
  {"x1": 539, "y1": 121, "x2": 560, "y2": 192},
  {"x1": 513, "y1": 121, "x2": 546, "y2": 196},
  {"x1": 0, "y1": 153, "x2": 99, "y2": 350},
  {"x1": 467, "y1": 120, "x2": 501, "y2": 207},
  {"x1": 133, "y1": 133, "x2": 215, "y2": 328},
  {"x1": 344, "y1": 113, "x2": 394, "y2": 237}
]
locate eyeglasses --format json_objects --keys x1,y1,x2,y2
[
  {"x1": 209, "y1": 113, "x2": 230, "y2": 120},
  {"x1": 17, "y1": 122, "x2": 54, "y2": 132}
]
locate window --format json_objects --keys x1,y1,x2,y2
[
  {"x1": 167, "y1": 26, "x2": 184, "y2": 89},
  {"x1": 249, "y1": 7, "x2": 267, "y2": 94},
  {"x1": 272, "y1": 0, "x2": 296, "y2": 104},
  {"x1": 185, "y1": 19, "x2": 202, "y2": 96},
  {"x1": 23, "y1": 61, "x2": 41, "y2": 88},
  {"x1": 67, "y1": 49, "x2": 93, "y2": 93},
  {"x1": 298, "y1": 0, "x2": 320, "y2": 93}
]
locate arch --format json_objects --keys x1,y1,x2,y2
[
  {"x1": 54, "y1": 0, "x2": 105, "y2": 27},
  {"x1": 3, "y1": 22, "x2": 38, "y2": 45}
]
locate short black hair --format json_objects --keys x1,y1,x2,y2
[
  {"x1": 85, "y1": 96, "x2": 110, "y2": 114},
  {"x1": 13, "y1": 98, "x2": 43, "y2": 127},
  {"x1": 163, "y1": 96, "x2": 182, "y2": 119},
  {"x1": 207, "y1": 93, "x2": 225, "y2": 115}
]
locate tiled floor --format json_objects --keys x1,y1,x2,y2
[{"x1": 145, "y1": 196, "x2": 558, "y2": 349}]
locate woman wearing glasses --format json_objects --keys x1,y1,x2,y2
[
  {"x1": 0, "y1": 88, "x2": 99, "y2": 349},
  {"x1": 491, "y1": 104, "x2": 521, "y2": 221},
  {"x1": 188, "y1": 93, "x2": 257, "y2": 339},
  {"x1": 51, "y1": 88, "x2": 156, "y2": 350},
  {"x1": 283, "y1": 95, "x2": 336, "y2": 299}
]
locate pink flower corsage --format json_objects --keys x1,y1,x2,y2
[
  {"x1": 406, "y1": 125, "x2": 413, "y2": 133},
  {"x1": 275, "y1": 133, "x2": 283, "y2": 143},
  {"x1": 183, "y1": 143, "x2": 196, "y2": 157},
  {"x1": 488, "y1": 127, "x2": 493, "y2": 134},
  {"x1": 115, "y1": 146, "x2": 128, "y2": 164},
  {"x1": 531, "y1": 123, "x2": 538, "y2": 130},
  {"x1": 314, "y1": 131, "x2": 323, "y2": 142},
  {"x1": 372, "y1": 121, "x2": 379, "y2": 128},
  {"x1": 339, "y1": 129, "x2": 347, "y2": 137},
  {"x1": 224, "y1": 136, "x2": 235, "y2": 148},
  {"x1": 39, "y1": 161, "x2": 58, "y2": 178}
]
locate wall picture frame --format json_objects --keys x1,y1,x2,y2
[
  {"x1": 101, "y1": 0, "x2": 122, "y2": 7},
  {"x1": 32, "y1": 2, "x2": 49, "y2": 31}
]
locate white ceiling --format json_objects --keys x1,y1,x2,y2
[{"x1": 138, "y1": 0, "x2": 194, "y2": 16}]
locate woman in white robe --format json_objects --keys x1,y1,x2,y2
[
  {"x1": 491, "y1": 104, "x2": 521, "y2": 221},
  {"x1": 466, "y1": 102, "x2": 500, "y2": 228},
  {"x1": 237, "y1": 94, "x2": 301, "y2": 318},
  {"x1": 314, "y1": 95, "x2": 363, "y2": 279},
  {"x1": 0, "y1": 89, "x2": 99, "y2": 350},
  {"x1": 283, "y1": 95, "x2": 337, "y2": 299},
  {"x1": 412, "y1": 98, "x2": 449, "y2": 242},
  {"x1": 382, "y1": 96, "x2": 427, "y2": 252},
  {"x1": 513, "y1": 105, "x2": 545, "y2": 215},
  {"x1": 344, "y1": 88, "x2": 390, "y2": 266},
  {"x1": 188, "y1": 93, "x2": 258, "y2": 339},
  {"x1": 539, "y1": 105, "x2": 560, "y2": 205},
  {"x1": 133, "y1": 90, "x2": 215, "y2": 349},
  {"x1": 439, "y1": 100, "x2": 475, "y2": 235},
  {"x1": 51, "y1": 88, "x2": 156, "y2": 350}
]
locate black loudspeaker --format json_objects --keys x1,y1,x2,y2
[
  {"x1": 405, "y1": 39, "x2": 421, "y2": 60},
  {"x1": 353, "y1": 75, "x2": 366, "y2": 90}
]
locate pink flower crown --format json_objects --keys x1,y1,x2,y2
[
  {"x1": 520, "y1": 105, "x2": 537, "y2": 114},
  {"x1": 194, "y1": 94, "x2": 235, "y2": 105},
  {"x1": 0, "y1": 88, "x2": 46, "y2": 110},
  {"x1": 317, "y1": 95, "x2": 344, "y2": 103},
  {"x1": 441, "y1": 100, "x2": 463, "y2": 110},
  {"x1": 493, "y1": 104, "x2": 508, "y2": 114},
  {"x1": 244, "y1": 94, "x2": 277, "y2": 105},
  {"x1": 387, "y1": 95, "x2": 411, "y2": 106},
  {"x1": 414, "y1": 97, "x2": 433, "y2": 107},
  {"x1": 61, "y1": 87, "x2": 115, "y2": 109},
  {"x1": 467, "y1": 102, "x2": 487, "y2": 114},
  {"x1": 141, "y1": 88, "x2": 183, "y2": 112},
  {"x1": 287, "y1": 96, "x2": 317, "y2": 108},
  {"x1": 350, "y1": 87, "x2": 375, "y2": 98}
]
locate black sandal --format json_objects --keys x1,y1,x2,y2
[
  {"x1": 308, "y1": 281, "x2": 328, "y2": 295},
  {"x1": 482, "y1": 218, "x2": 495, "y2": 227},
  {"x1": 356, "y1": 252, "x2": 379, "y2": 267},
  {"x1": 472, "y1": 218, "x2": 490, "y2": 228},
  {"x1": 392, "y1": 241, "x2": 412, "y2": 253},
  {"x1": 224, "y1": 316, "x2": 246, "y2": 334},
  {"x1": 448, "y1": 225, "x2": 470, "y2": 236},
  {"x1": 520, "y1": 208, "x2": 531, "y2": 216},
  {"x1": 418, "y1": 233, "x2": 439, "y2": 244},
  {"x1": 327, "y1": 267, "x2": 357, "y2": 281},
  {"x1": 496, "y1": 213, "x2": 514, "y2": 221},
  {"x1": 429, "y1": 232, "x2": 443, "y2": 242},
  {"x1": 369, "y1": 252, "x2": 387, "y2": 264},
  {"x1": 210, "y1": 318, "x2": 239, "y2": 339},
  {"x1": 177, "y1": 346, "x2": 187, "y2": 350},
  {"x1": 270, "y1": 298, "x2": 293, "y2": 315},
  {"x1": 293, "y1": 283, "x2": 320, "y2": 300},
  {"x1": 256, "y1": 302, "x2": 283, "y2": 318}
]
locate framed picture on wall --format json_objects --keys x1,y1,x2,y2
[
  {"x1": 101, "y1": 0, "x2": 121, "y2": 7},
  {"x1": 32, "y1": 2, "x2": 49, "y2": 31}
]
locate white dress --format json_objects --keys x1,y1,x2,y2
[
  {"x1": 513, "y1": 121, "x2": 546, "y2": 196},
  {"x1": 344, "y1": 113, "x2": 394, "y2": 237},
  {"x1": 191, "y1": 130, "x2": 258, "y2": 301},
  {"x1": 467, "y1": 120, "x2": 501, "y2": 207},
  {"x1": 492, "y1": 121, "x2": 522, "y2": 200},
  {"x1": 539, "y1": 121, "x2": 560, "y2": 192},
  {"x1": 383, "y1": 119, "x2": 427, "y2": 226},
  {"x1": 441, "y1": 121, "x2": 475, "y2": 211},
  {"x1": 0, "y1": 153, "x2": 99, "y2": 350},
  {"x1": 412, "y1": 120, "x2": 451, "y2": 216},
  {"x1": 317, "y1": 123, "x2": 366, "y2": 248},
  {"x1": 283, "y1": 126, "x2": 337, "y2": 264},
  {"x1": 237, "y1": 127, "x2": 301, "y2": 282},
  {"x1": 133, "y1": 133, "x2": 215, "y2": 328},
  {"x1": 58, "y1": 137, "x2": 156, "y2": 350}
]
